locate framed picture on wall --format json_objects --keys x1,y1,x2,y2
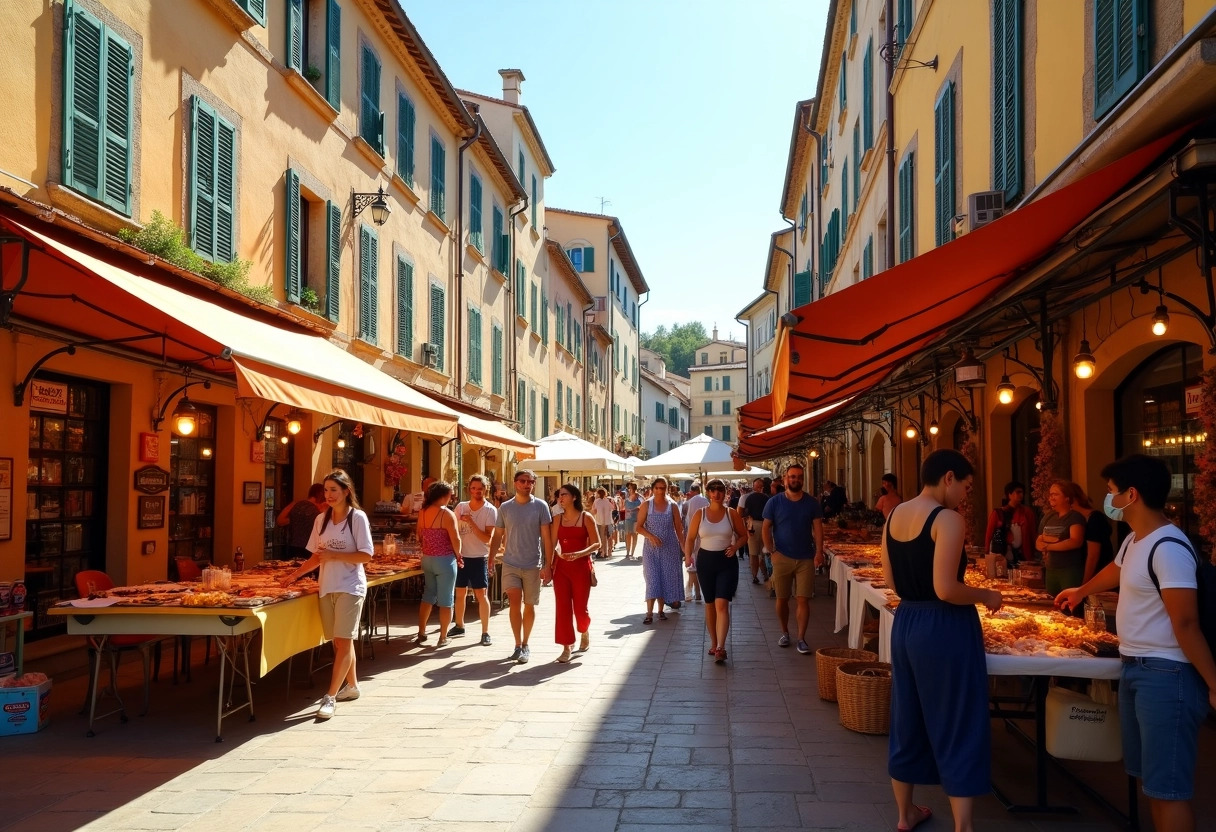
[
  {"x1": 242, "y1": 481, "x2": 262, "y2": 504},
  {"x1": 139, "y1": 432, "x2": 160, "y2": 463},
  {"x1": 137, "y1": 496, "x2": 165, "y2": 530}
]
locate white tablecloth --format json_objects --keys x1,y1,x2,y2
[
  {"x1": 984, "y1": 652, "x2": 1121, "y2": 679},
  {"x1": 829, "y1": 557, "x2": 853, "y2": 633}
]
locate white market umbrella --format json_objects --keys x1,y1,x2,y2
[
  {"x1": 705, "y1": 465, "x2": 771, "y2": 478},
  {"x1": 631, "y1": 434, "x2": 737, "y2": 479},
  {"x1": 527, "y1": 431, "x2": 633, "y2": 478}
]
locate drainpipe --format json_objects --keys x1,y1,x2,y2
[
  {"x1": 581, "y1": 299, "x2": 594, "y2": 439},
  {"x1": 454, "y1": 106, "x2": 483, "y2": 400},
  {"x1": 782, "y1": 216, "x2": 797, "y2": 312},
  {"x1": 508, "y1": 197, "x2": 528, "y2": 425},
  {"x1": 637, "y1": 287, "x2": 650, "y2": 452},
  {"x1": 735, "y1": 312, "x2": 751, "y2": 403},
  {"x1": 607, "y1": 223, "x2": 621, "y2": 451},
  {"x1": 884, "y1": 0, "x2": 896, "y2": 271},
  {"x1": 801, "y1": 115, "x2": 824, "y2": 299}
]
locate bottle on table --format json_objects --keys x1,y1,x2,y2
[{"x1": 234, "y1": 546, "x2": 245, "y2": 572}]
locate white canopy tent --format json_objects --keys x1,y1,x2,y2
[
  {"x1": 527, "y1": 431, "x2": 633, "y2": 478},
  {"x1": 630, "y1": 434, "x2": 739, "y2": 479},
  {"x1": 707, "y1": 465, "x2": 771, "y2": 478}
]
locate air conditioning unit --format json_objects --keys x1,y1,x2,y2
[
  {"x1": 592, "y1": 296, "x2": 607, "y2": 311},
  {"x1": 422, "y1": 343, "x2": 439, "y2": 367},
  {"x1": 968, "y1": 190, "x2": 1007, "y2": 230},
  {"x1": 590, "y1": 296, "x2": 609, "y2": 328}
]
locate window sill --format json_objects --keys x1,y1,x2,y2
[
  {"x1": 288, "y1": 302, "x2": 337, "y2": 331},
  {"x1": 350, "y1": 338, "x2": 385, "y2": 361},
  {"x1": 515, "y1": 313, "x2": 530, "y2": 330},
  {"x1": 389, "y1": 173, "x2": 421, "y2": 207},
  {"x1": 201, "y1": 0, "x2": 263, "y2": 32},
  {"x1": 530, "y1": 330, "x2": 542, "y2": 344},
  {"x1": 424, "y1": 210, "x2": 450, "y2": 236},
  {"x1": 47, "y1": 182, "x2": 140, "y2": 236},
  {"x1": 488, "y1": 265, "x2": 508, "y2": 285},
  {"x1": 847, "y1": 32, "x2": 858, "y2": 59},
  {"x1": 284, "y1": 70, "x2": 338, "y2": 123},
  {"x1": 860, "y1": 145, "x2": 877, "y2": 173},
  {"x1": 463, "y1": 380, "x2": 484, "y2": 396},
  {"x1": 837, "y1": 107, "x2": 848, "y2": 134},
  {"x1": 488, "y1": 392, "x2": 505, "y2": 405},
  {"x1": 466, "y1": 241, "x2": 486, "y2": 263},
  {"x1": 353, "y1": 135, "x2": 387, "y2": 170}
]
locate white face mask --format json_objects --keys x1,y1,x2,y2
[{"x1": 1104, "y1": 490, "x2": 1133, "y2": 522}]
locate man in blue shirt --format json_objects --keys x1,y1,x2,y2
[{"x1": 762, "y1": 463, "x2": 824, "y2": 654}]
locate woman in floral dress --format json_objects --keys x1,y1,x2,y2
[{"x1": 636, "y1": 476, "x2": 686, "y2": 624}]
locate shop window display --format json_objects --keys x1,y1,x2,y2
[{"x1": 169, "y1": 403, "x2": 216, "y2": 570}]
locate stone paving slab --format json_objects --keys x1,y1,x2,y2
[{"x1": 5, "y1": 544, "x2": 1213, "y2": 830}]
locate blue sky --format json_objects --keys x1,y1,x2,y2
[{"x1": 405, "y1": 0, "x2": 828, "y2": 340}]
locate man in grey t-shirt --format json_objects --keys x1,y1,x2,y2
[{"x1": 489, "y1": 469, "x2": 553, "y2": 664}]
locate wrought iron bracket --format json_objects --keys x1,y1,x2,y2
[
  {"x1": 1165, "y1": 180, "x2": 1216, "y2": 351},
  {"x1": 151, "y1": 379, "x2": 211, "y2": 432},
  {"x1": 879, "y1": 41, "x2": 938, "y2": 70},
  {"x1": 0, "y1": 235, "x2": 31, "y2": 329}
]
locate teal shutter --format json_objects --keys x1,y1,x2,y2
[
  {"x1": 285, "y1": 168, "x2": 301, "y2": 303},
  {"x1": 517, "y1": 380, "x2": 526, "y2": 422},
  {"x1": 325, "y1": 201, "x2": 340, "y2": 322},
  {"x1": 568, "y1": 388, "x2": 574, "y2": 425},
  {"x1": 542, "y1": 396, "x2": 549, "y2": 436},
  {"x1": 430, "y1": 136, "x2": 446, "y2": 220},
  {"x1": 397, "y1": 94, "x2": 415, "y2": 185},
  {"x1": 793, "y1": 271, "x2": 811, "y2": 307},
  {"x1": 897, "y1": 0, "x2": 913, "y2": 53},
  {"x1": 839, "y1": 57, "x2": 847, "y2": 108},
  {"x1": 863, "y1": 39, "x2": 874, "y2": 150},
  {"x1": 529, "y1": 390, "x2": 536, "y2": 439},
  {"x1": 491, "y1": 324, "x2": 503, "y2": 394},
  {"x1": 841, "y1": 157, "x2": 849, "y2": 236},
  {"x1": 574, "y1": 321, "x2": 581, "y2": 360},
  {"x1": 530, "y1": 175, "x2": 538, "y2": 227},
  {"x1": 492, "y1": 206, "x2": 505, "y2": 272},
  {"x1": 849, "y1": 0, "x2": 857, "y2": 35},
  {"x1": 863, "y1": 236, "x2": 874, "y2": 279},
  {"x1": 1094, "y1": 0, "x2": 1147, "y2": 118},
  {"x1": 238, "y1": 0, "x2": 266, "y2": 24},
  {"x1": 576, "y1": 394, "x2": 581, "y2": 430},
  {"x1": 397, "y1": 256, "x2": 413, "y2": 359},
  {"x1": 358, "y1": 225, "x2": 378, "y2": 343},
  {"x1": 898, "y1": 154, "x2": 914, "y2": 262},
  {"x1": 852, "y1": 124, "x2": 860, "y2": 212},
  {"x1": 515, "y1": 261, "x2": 525, "y2": 317},
  {"x1": 360, "y1": 46, "x2": 382, "y2": 153},
  {"x1": 63, "y1": 2, "x2": 133, "y2": 216},
  {"x1": 517, "y1": 149, "x2": 524, "y2": 185},
  {"x1": 530, "y1": 283, "x2": 537, "y2": 329},
  {"x1": 468, "y1": 306, "x2": 482, "y2": 386},
  {"x1": 557, "y1": 381, "x2": 564, "y2": 422},
  {"x1": 582, "y1": 246, "x2": 595, "y2": 272},
  {"x1": 934, "y1": 83, "x2": 956, "y2": 246},
  {"x1": 286, "y1": 0, "x2": 303, "y2": 72},
  {"x1": 993, "y1": 0, "x2": 1023, "y2": 200},
  {"x1": 541, "y1": 292, "x2": 548, "y2": 344},
  {"x1": 430, "y1": 283, "x2": 445, "y2": 372},
  {"x1": 469, "y1": 174, "x2": 483, "y2": 251},
  {"x1": 325, "y1": 0, "x2": 341, "y2": 110},
  {"x1": 189, "y1": 98, "x2": 236, "y2": 262},
  {"x1": 723, "y1": 375, "x2": 731, "y2": 392},
  {"x1": 566, "y1": 302, "x2": 573, "y2": 347},
  {"x1": 555, "y1": 304, "x2": 563, "y2": 347}
]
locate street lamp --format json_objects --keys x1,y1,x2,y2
[{"x1": 352, "y1": 186, "x2": 391, "y2": 226}]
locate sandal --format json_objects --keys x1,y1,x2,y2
[
  {"x1": 658, "y1": 611, "x2": 668, "y2": 621},
  {"x1": 896, "y1": 805, "x2": 932, "y2": 832},
  {"x1": 714, "y1": 648, "x2": 727, "y2": 664},
  {"x1": 708, "y1": 646, "x2": 719, "y2": 655},
  {"x1": 643, "y1": 615, "x2": 653, "y2": 625}
]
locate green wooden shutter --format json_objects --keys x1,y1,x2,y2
[
  {"x1": 397, "y1": 94, "x2": 415, "y2": 185},
  {"x1": 839, "y1": 56, "x2": 847, "y2": 108},
  {"x1": 566, "y1": 302, "x2": 573, "y2": 347},
  {"x1": 935, "y1": 83, "x2": 955, "y2": 246},
  {"x1": 397, "y1": 256, "x2": 413, "y2": 359},
  {"x1": 430, "y1": 283, "x2": 445, "y2": 371},
  {"x1": 555, "y1": 304, "x2": 563, "y2": 347},
  {"x1": 530, "y1": 175, "x2": 538, "y2": 227},
  {"x1": 898, "y1": 154, "x2": 914, "y2": 263},
  {"x1": 897, "y1": 0, "x2": 912, "y2": 53},
  {"x1": 325, "y1": 201, "x2": 340, "y2": 322},
  {"x1": 530, "y1": 283, "x2": 537, "y2": 329},
  {"x1": 358, "y1": 225, "x2": 378, "y2": 343},
  {"x1": 574, "y1": 321, "x2": 581, "y2": 360},
  {"x1": 849, "y1": 0, "x2": 857, "y2": 35},
  {"x1": 215, "y1": 117, "x2": 235, "y2": 261},
  {"x1": 863, "y1": 39, "x2": 874, "y2": 151},
  {"x1": 529, "y1": 390, "x2": 537, "y2": 439},
  {"x1": 517, "y1": 380, "x2": 526, "y2": 423},
  {"x1": 469, "y1": 174, "x2": 483, "y2": 251},
  {"x1": 1094, "y1": 0, "x2": 1147, "y2": 118},
  {"x1": 542, "y1": 396, "x2": 549, "y2": 437},
  {"x1": 430, "y1": 136, "x2": 446, "y2": 220},
  {"x1": 575, "y1": 394, "x2": 581, "y2": 430},
  {"x1": 325, "y1": 0, "x2": 340, "y2": 110},
  {"x1": 285, "y1": 168, "x2": 301, "y2": 303},
  {"x1": 517, "y1": 149, "x2": 524, "y2": 185},
  {"x1": 238, "y1": 0, "x2": 266, "y2": 24},
  {"x1": 491, "y1": 324, "x2": 503, "y2": 395},
  {"x1": 793, "y1": 271, "x2": 811, "y2": 307},
  {"x1": 515, "y1": 261, "x2": 525, "y2": 317},
  {"x1": 841, "y1": 157, "x2": 849, "y2": 236},
  {"x1": 189, "y1": 98, "x2": 216, "y2": 258},
  {"x1": 558, "y1": 381, "x2": 564, "y2": 422},
  {"x1": 993, "y1": 0, "x2": 1023, "y2": 201},
  {"x1": 360, "y1": 46, "x2": 382, "y2": 153},
  {"x1": 863, "y1": 236, "x2": 874, "y2": 279},
  {"x1": 492, "y1": 206, "x2": 504, "y2": 272},
  {"x1": 101, "y1": 29, "x2": 133, "y2": 214},
  {"x1": 852, "y1": 124, "x2": 860, "y2": 212},
  {"x1": 286, "y1": 0, "x2": 303, "y2": 72},
  {"x1": 540, "y1": 292, "x2": 548, "y2": 344},
  {"x1": 582, "y1": 246, "x2": 595, "y2": 272},
  {"x1": 468, "y1": 306, "x2": 482, "y2": 386},
  {"x1": 568, "y1": 387, "x2": 573, "y2": 425}
]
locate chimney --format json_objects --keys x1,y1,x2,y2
[
  {"x1": 712, "y1": 325, "x2": 718, "y2": 341},
  {"x1": 499, "y1": 69, "x2": 526, "y2": 105}
]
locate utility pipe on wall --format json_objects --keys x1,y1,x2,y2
[{"x1": 454, "y1": 106, "x2": 483, "y2": 399}]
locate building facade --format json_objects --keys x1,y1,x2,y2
[
  {"x1": 640, "y1": 348, "x2": 690, "y2": 458},
  {"x1": 689, "y1": 332, "x2": 747, "y2": 444}
]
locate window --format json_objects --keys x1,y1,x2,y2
[
  {"x1": 722, "y1": 375, "x2": 731, "y2": 391},
  {"x1": 530, "y1": 174, "x2": 538, "y2": 227},
  {"x1": 324, "y1": 0, "x2": 340, "y2": 109},
  {"x1": 655, "y1": 402, "x2": 665, "y2": 423},
  {"x1": 397, "y1": 93, "x2": 415, "y2": 186},
  {"x1": 469, "y1": 173, "x2": 483, "y2": 251},
  {"x1": 189, "y1": 97, "x2": 236, "y2": 262},
  {"x1": 491, "y1": 323, "x2": 503, "y2": 395},
  {"x1": 701, "y1": 352, "x2": 708, "y2": 364},
  {"x1": 863, "y1": 38, "x2": 874, "y2": 150},
  {"x1": 429, "y1": 281, "x2": 445, "y2": 372},
  {"x1": 897, "y1": 0, "x2": 913, "y2": 53},
  {"x1": 704, "y1": 400, "x2": 712, "y2": 416},
  {"x1": 567, "y1": 386, "x2": 573, "y2": 425},
  {"x1": 613, "y1": 404, "x2": 620, "y2": 432},
  {"x1": 529, "y1": 389, "x2": 536, "y2": 439},
  {"x1": 703, "y1": 425, "x2": 713, "y2": 437},
  {"x1": 517, "y1": 149, "x2": 525, "y2": 186},
  {"x1": 794, "y1": 269, "x2": 811, "y2": 307},
  {"x1": 934, "y1": 82, "x2": 956, "y2": 246},
  {"x1": 492, "y1": 205, "x2": 507, "y2": 273},
  {"x1": 518, "y1": 380, "x2": 526, "y2": 423},
  {"x1": 839, "y1": 56, "x2": 847, "y2": 109},
  {"x1": 852, "y1": 122, "x2": 860, "y2": 212},
  {"x1": 396, "y1": 255, "x2": 413, "y2": 359},
  {"x1": 235, "y1": 0, "x2": 266, "y2": 24},
  {"x1": 722, "y1": 400, "x2": 732, "y2": 415},
  {"x1": 285, "y1": 169, "x2": 302, "y2": 303},
  {"x1": 567, "y1": 247, "x2": 582, "y2": 271},
  {"x1": 540, "y1": 292, "x2": 549, "y2": 345},
  {"x1": 898, "y1": 153, "x2": 915, "y2": 263},
  {"x1": 842, "y1": 156, "x2": 849, "y2": 235},
  {"x1": 581, "y1": 246, "x2": 596, "y2": 272},
  {"x1": 863, "y1": 235, "x2": 874, "y2": 279},
  {"x1": 530, "y1": 283, "x2": 538, "y2": 330},
  {"x1": 721, "y1": 425, "x2": 731, "y2": 442},
  {"x1": 849, "y1": 0, "x2": 857, "y2": 35},
  {"x1": 555, "y1": 303, "x2": 565, "y2": 348},
  {"x1": 467, "y1": 305, "x2": 482, "y2": 387},
  {"x1": 515, "y1": 260, "x2": 526, "y2": 317},
  {"x1": 574, "y1": 393, "x2": 580, "y2": 429},
  {"x1": 325, "y1": 202, "x2": 340, "y2": 322},
  {"x1": 798, "y1": 191, "x2": 808, "y2": 232},
  {"x1": 62, "y1": 0, "x2": 134, "y2": 216},
  {"x1": 993, "y1": 0, "x2": 1022, "y2": 200},
  {"x1": 1094, "y1": 0, "x2": 1147, "y2": 118},
  {"x1": 574, "y1": 321, "x2": 582, "y2": 361},
  {"x1": 703, "y1": 376, "x2": 712, "y2": 392},
  {"x1": 359, "y1": 45, "x2": 383, "y2": 154},
  {"x1": 557, "y1": 381, "x2": 564, "y2": 422},
  {"x1": 357, "y1": 225, "x2": 379, "y2": 343},
  {"x1": 542, "y1": 396, "x2": 549, "y2": 437},
  {"x1": 429, "y1": 135, "x2": 446, "y2": 220},
  {"x1": 669, "y1": 406, "x2": 677, "y2": 425}
]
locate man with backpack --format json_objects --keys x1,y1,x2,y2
[{"x1": 1055, "y1": 454, "x2": 1215, "y2": 832}]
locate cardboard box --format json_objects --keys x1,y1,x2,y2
[{"x1": 0, "y1": 679, "x2": 52, "y2": 736}]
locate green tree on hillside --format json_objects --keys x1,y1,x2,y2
[{"x1": 641, "y1": 322, "x2": 707, "y2": 377}]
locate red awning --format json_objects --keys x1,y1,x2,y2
[
  {"x1": 736, "y1": 397, "x2": 853, "y2": 460},
  {"x1": 756, "y1": 130, "x2": 1182, "y2": 429}
]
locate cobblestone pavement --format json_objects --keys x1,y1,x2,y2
[{"x1": 4, "y1": 546, "x2": 1208, "y2": 831}]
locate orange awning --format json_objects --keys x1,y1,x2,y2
[
  {"x1": 760, "y1": 130, "x2": 1183, "y2": 428},
  {"x1": 1, "y1": 212, "x2": 460, "y2": 439},
  {"x1": 736, "y1": 397, "x2": 853, "y2": 459},
  {"x1": 457, "y1": 414, "x2": 536, "y2": 459}
]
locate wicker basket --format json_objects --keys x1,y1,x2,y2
[
  {"x1": 836, "y1": 661, "x2": 892, "y2": 735},
  {"x1": 814, "y1": 647, "x2": 877, "y2": 701}
]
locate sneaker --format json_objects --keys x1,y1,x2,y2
[
  {"x1": 335, "y1": 684, "x2": 360, "y2": 702},
  {"x1": 508, "y1": 646, "x2": 523, "y2": 661},
  {"x1": 796, "y1": 640, "x2": 811, "y2": 655},
  {"x1": 777, "y1": 633, "x2": 791, "y2": 648},
  {"x1": 752, "y1": 577, "x2": 761, "y2": 585},
  {"x1": 316, "y1": 695, "x2": 336, "y2": 719},
  {"x1": 518, "y1": 645, "x2": 531, "y2": 664},
  {"x1": 447, "y1": 626, "x2": 466, "y2": 638},
  {"x1": 480, "y1": 633, "x2": 492, "y2": 646},
  {"x1": 416, "y1": 630, "x2": 428, "y2": 644}
]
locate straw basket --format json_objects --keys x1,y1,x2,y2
[
  {"x1": 814, "y1": 647, "x2": 877, "y2": 701},
  {"x1": 836, "y1": 661, "x2": 892, "y2": 735}
]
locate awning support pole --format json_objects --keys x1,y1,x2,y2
[
  {"x1": 1038, "y1": 298, "x2": 1057, "y2": 411},
  {"x1": 0, "y1": 236, "x2": 30, "y2": 328}
]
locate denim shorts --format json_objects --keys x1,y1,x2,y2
[
  {"x1": 1119, "y1": 655, "x2": 1210, "y2": 800},
  {"x1": 421, "y1": 554, "x2": 457, "y2": 607}
]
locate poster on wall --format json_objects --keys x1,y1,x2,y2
[
  {"x1": 0, "y1": 458, "x2": 12, "y2": 541},
  {"x1": 29, "y1": 379, "x2": 68, "y2": 414}
]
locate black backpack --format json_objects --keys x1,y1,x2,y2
[{"x1": 1146, "y1": 536, "x2": 1216, "y2": 656}]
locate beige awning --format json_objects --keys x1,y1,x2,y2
[{"x1": 457, "y1": 414, "x2": 536, "y2": 459}]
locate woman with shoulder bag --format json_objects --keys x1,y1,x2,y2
[{"x1": 550, "y1": 483, "x2": 601, "y2": 662}]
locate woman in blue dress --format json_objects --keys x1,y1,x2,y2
[{"x1": 636, "y1": 477, "x2": 685, "y2": 624}]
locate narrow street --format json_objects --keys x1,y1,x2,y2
[{"x1": 2, "y1": 547, "x2": 1168, "y2": 832}]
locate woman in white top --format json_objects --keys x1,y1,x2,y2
[
  {"x1": 281, "y1": 469, "x2": 373, "y2": 720},
  {"x1": 683, "y1": 478, "x2": 748, "y2": 664},
  {"x1": 592, "y1": 488, "x2": 616, "y2": 559}
]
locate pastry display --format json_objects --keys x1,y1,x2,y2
[{"x1": 981, "y1": 606, "x2": 1119, "y2": 657}]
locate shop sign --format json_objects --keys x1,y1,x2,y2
[
  {"x1": 250, "y1": 440, "x2": 266, "y2": 464},
  {"x1": 1185, "y1": 384, "x2": 1202, "y2": 415},
  {"x1": 29, "y1": 379, "x2": 68, "y2": 414},
  {"x1": 133, "y1": 465, "x2": 170, "y2": 494},
  {"x1": 137, "y1": 496, "x2": 165, "y2": 529}
]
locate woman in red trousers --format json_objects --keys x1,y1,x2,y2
[{"x1": 550, "y1": 482, "x2": 601, "y2": 663}]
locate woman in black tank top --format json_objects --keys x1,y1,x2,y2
[{"x1": 881, "y1": 450, "x2": 1002, "y2": 832}]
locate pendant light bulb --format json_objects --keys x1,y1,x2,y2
[
  {"x1": 905, "y1": 425, "x2": 918, "y2": 440},
  {"x1": 336, "y1": 436, "x2": 346, "y2": 450},
  {"x1": 1073, "y1": 339, "x2": 1096, "y2": 380},
  {"x1": 172, "y1": 397, "x2": 199, "y2": 436},
  {"x1": 928, "y1": 420, "x2": 940, "y2": 436},
  {"x1": 1151, "y1": 305, "x2": 1169, "y2": 337},
  {"x1": 996, "y1": 375, "x2": 1016, "y2": 405}
]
